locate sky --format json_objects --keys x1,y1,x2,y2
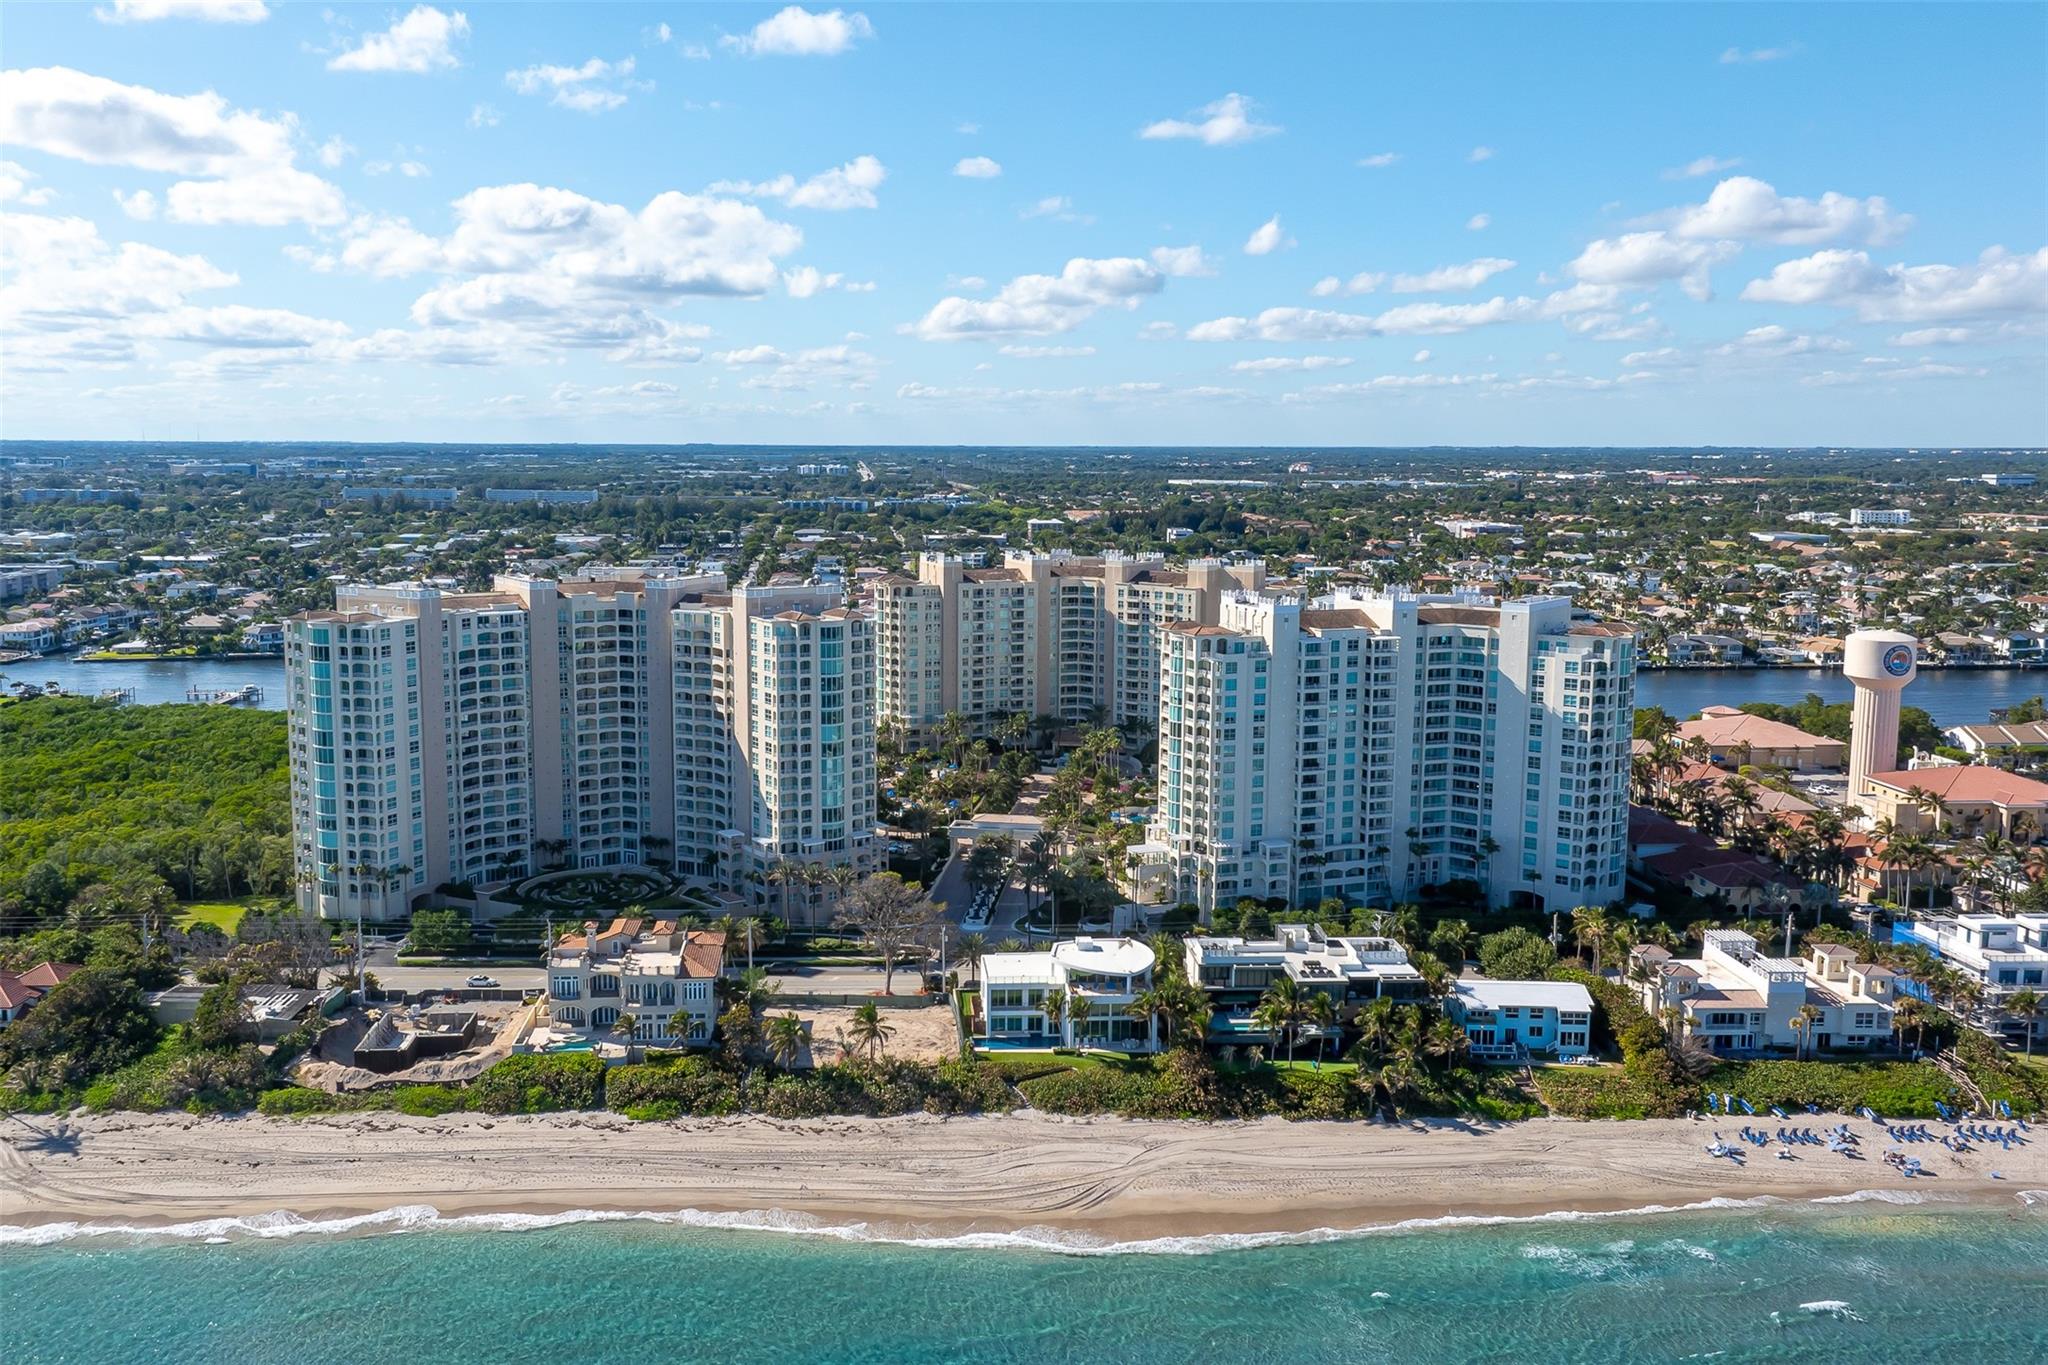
[{"x1": 1, "y1": 1, "x2": 2044, "y2": 448}]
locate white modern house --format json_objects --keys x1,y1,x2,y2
[
  {"x1": 1893, "y1": 912, "x2": 2048, "y2": 1044},
  {"x1": 976, "y1": 936, "x2": 1160, "y2": 1052},
  {"x1": 1184, "y1": 924, "x2": 1427, "y2": 1044},
  {"x1": 1445, "y1": 978, "x2": 1596, "y2": 1061},
  {"x1": 547, "y1": 917, "x2": 726, "y2": 1047},
  {"x1": 1633, "y1": 931, "x2": 1897, "y2": 1055}
]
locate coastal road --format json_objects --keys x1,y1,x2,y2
[{"x1": 348, "y1": 942, "x2": 545, "y2": 995}]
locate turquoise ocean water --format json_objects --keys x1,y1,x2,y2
[{"x1": 3, "y1": 1196, "x2": 2046, "y2": 1363}]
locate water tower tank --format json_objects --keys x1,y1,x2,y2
[{"x1": 1843, "y1": 629, "x2": 1917, "y2": 810}]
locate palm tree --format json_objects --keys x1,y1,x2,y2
[
  {"x1": 665, "y1": 1007, "x2": 700, "y2": 1045},
  {"x1": 765, "y1": 1011, "x2": 807, "y2": 1069},
  {"x1": 1421, "y1": 1014, "x2": 1471, "y2": 1070},
  {"x1": 1893, "y1": 996, "x2": 1929, "y2": 1055},
  {"x1": 1127, "y1": 987, "x2": 1174, "y2": 1050},
  {"x1": 1039, "y1": 984, "x2": 1066, "y2": 1044},
  {"x1": 1305, "y1": 992, "x2": 1338, "y2": 1060},
  {"x1": 1253, "y1": 976, "x2": 1311, "y2": 1064},
  {"x1": 1352, "y1": 997, "x2": 1400, "y2": 1064},
  {"x1": 1065, "y1": 989, "x2": 1094, "y2": 1049},
  {"x1": 1789, "y1": 1003, "x2": 1823, "y2": 1060},
  {"x1": 956, "y1": 931, "x2": 988, "y2": 987},
  {"x1": 610, "y1": 1012, "x2": 639, "y2": 1053},
  {"x1": 1570, "y1": 905, "x2": 1611, "y2": 972},
  {"x1": 765, "y1": 858, "x2": 798, "y2": 926},
  {"x1": 2005, "y1": 986, "x2": 2042, "y2": 1058},
  {"x1": 846, "y1": 1000, "x2": 894, "y2": 1062}
]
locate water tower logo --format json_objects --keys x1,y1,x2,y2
[{"x1": 1882, "y1": 644, "x2": 1914, "y2": 677}]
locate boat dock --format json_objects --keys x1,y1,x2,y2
[{"x1": 189, "y1": 684, "x2": 265, "y2": 706}]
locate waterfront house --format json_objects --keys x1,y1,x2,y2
[
  {"x1": 1892, "y1": 912, "x2": 2048, "y2": 1045},
  {"x1": 547, "y1": 918, "x2": 726, "y2": 1047},
  {"x1": 1184, "y1": 924, "x2": 1426, "y2": 1044},
  {"x1": 1444, "y1": 979, "x2": 1594, "y2": 1061},
  {"x1": 1946, "y1": 720, "x2": 2048, "y2": 762},
  {"x1": 1633, "y1": 931, "x2": 1895, "y2": 1055},
  {"x1": 976, "y1": 936, "x2": 1160, "y2": 1052}
]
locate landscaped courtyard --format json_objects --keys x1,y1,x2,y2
[{"x1": 510, "y1": 868, "x2": 713, "y2": 915}]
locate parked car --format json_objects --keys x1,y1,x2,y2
[{"x1": 466, "y1": 974, "x2": 500, "y2": 988}]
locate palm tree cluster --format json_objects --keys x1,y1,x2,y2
[{"x1": 1345, "y1": 997, "x2": 1471, "y2": 1119}]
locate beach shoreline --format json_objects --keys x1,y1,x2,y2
[{"x1": 5, "y1": 1109, "x2": 2042, "y2": 1243}]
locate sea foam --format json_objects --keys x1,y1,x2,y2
[{"x1": 0, "y1": 1188, "x2": 2026, "y2": 1256}]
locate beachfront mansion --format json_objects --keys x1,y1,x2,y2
[{"x1": 287, "y1": 563, "x2": 1632, "y2": 924}]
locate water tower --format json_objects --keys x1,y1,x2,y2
[{"x1": 1843, "y1": 629, "x2": 1917, "y2": 809}]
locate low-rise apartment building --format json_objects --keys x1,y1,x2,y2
[{"x1": 1633, "y1": 930, "x2": 1897, "y2": 1055}]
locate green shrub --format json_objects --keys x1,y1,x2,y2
[
  {"x1": 1703, "y1": 1060, "x2": 1955, "y2": 1119},
  {"x1": 257, "y1": 1086, "x2": 344, "y2": 1116},
  {"x1": 1534, "y1": 1065, "x2": 1687, "y2": 1119},
  {"x1": 607, "y1": 1056, "x2": 741, "y2": 1117},
  {"x1": 392, "y1": 1084, "x2": 469, "y2": 1117},
  {"x1": 466, "y1": 1053, "x2": 605, "y2": 1114},
  {"x1": 1952, "y1": 1031, "x2": 2048, "y2": 1119}
]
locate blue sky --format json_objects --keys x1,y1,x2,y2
[{"x1": 2, "y1": 2, "x2": 2043, "y2": 446}]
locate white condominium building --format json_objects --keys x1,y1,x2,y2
[
  {"x1": 1137, "y1": 591, "x2": 1634, "y2": 915},
  {"x1": 866, "y1": 549, "x2": 1265, "y2": 737},
  {"x1": 288, "y1": 570, "x2": 877, "y2": 921}
]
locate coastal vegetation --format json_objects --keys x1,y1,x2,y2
[{"x1": 0, "y1": 697, "x2": 291, "y2": 925}]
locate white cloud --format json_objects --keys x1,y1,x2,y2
[
  {"x1": 142, "y1": 303, "x2": 349, "y2": 348},
  {"x1": 1230, "y1": 355, "x2": 1353, "y2": 373},
  {"x1": 1710, "y1": 324, "x2": 1851, "y2": 359},
  {"x1": 328, "y1": 6, "x2": 469, "y2": 74},
  {"x1": 999, "y1": 344, "x2": 1095, "y2": 358},
  {"x1": 1468, "y1": 146, "x2": 1495, "y2": 163},
  {"x1": 1663, "y1": 154, "x2": 1742, "y2": 180},
  {"x1": 1655, "y1": 175, "x2": 1908, "y2": 245},
  {"x1": 1311, "y1": 272, "x2": 1385, "y2": 298},
  {"x1": 0, "y1": 161, "x2": 55, "y2": 207},
  {"x1": 468, "y1": 102, "x2": 501, "y2": 129},
  {"x1": 953, "y1": 156, "x2": 1001, "y2": 179},
  {"x1": 96, "y1": 0, "x2": 267, "y2": 21},
  {"x1": 711, "y1": 155, "x2": 886, "y2": 210},
  {"x1": 716, "y1": 344, "x2": 787, "y2": 365},
  {"x1": 114, "y1": 188, "x2": 158, "y2": 219},
  {"x1": 1391, "y1": 257, "x2": 1516, "y2": 293},
  {"x1": 1020, "y1": 194, "x2": 1090, "y2": 223},
  {"x1": 0, "y1": 66, "x2": 345, "y2": 226},
  {"x1": 507, "y1": 56, "x2": 643, "y2": 113},
  {"x1": 1411, "y1": 349, "x2": 1431, "y2": 363},
  {"x1": 1, "y1": 210, "x2": 239, "y2": 368},
  {"x1": 1140, "y1": 93, "x2": 1280, "y2": 147},
  {"x1": 316, "y1": 135, "x2": 355, "y2": 168},
  {"x1": 1740, "y1": 246, "x2": 2048, "y2": 322},
  {"x1": 722, "y1": 7, "x2": 873, "y2": 57},
  {"x1": 1139, "y1": 321, "x2": 1178, "y2": 341},
  {"x1": 1149, "y1": 244, "x2": 1217, "y2": 277},
  {"x1": 908, "y1": 255, "x2": 1164, "y2": 340},
  {"x1": 1720, "y1": 44, "x2": 1797, "y2": 64},
  {"x1": 1187, "y1": 285, "x2": 1620, "y2": 343},
  {"x1": 1888, "y1": 326, "x2": 1990, "y2": 346},
  {"x1": 783, "y1": 265, "x2": 844, "y2": 298},
  {"x1": 1356, "y1": 152, "x2": 1399, "y2": 168},
  {"x1": 1466, "y1": 213, "x2": 1491, "y2": 231},
  {"x1": 1244, "y1": 214, "x2": 1293, "y2": 256},
  {"x1": 1568, "y1": 231, "x2": 1739, "y2": 301},
  {"x1": 1802, "y1": 361, "x2": 1983, "y2": 387}
]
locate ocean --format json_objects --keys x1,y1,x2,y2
[{"x1": 4, "y1": 1197, "x2": 2044, "y2": 1362}]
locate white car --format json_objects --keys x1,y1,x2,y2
[{"x1": 466, "y1": 974, "x2": 500, "y2": 988}]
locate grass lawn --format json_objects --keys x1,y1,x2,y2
[{"x1": 176, "y1": 899, "x2": 259, "y2": 933}]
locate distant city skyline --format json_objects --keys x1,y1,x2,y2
[{"x1": 2, "y1": 2, "x2": 2044, "y2": 446}]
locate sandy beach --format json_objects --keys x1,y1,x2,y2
[{"x1": 5, "y1": 1109, "x2": 2042, "y2": 1238}]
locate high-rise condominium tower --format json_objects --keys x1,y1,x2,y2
[
  {"x1": 867, "y1": 549, "x2": 1265, "y2": 739},
  {"x1": 286, "y1": 570, "x2": 875, "y2": 921},
  {"x1": 1133, "y1": 591, "x2": 1635, "y2": 915}
]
